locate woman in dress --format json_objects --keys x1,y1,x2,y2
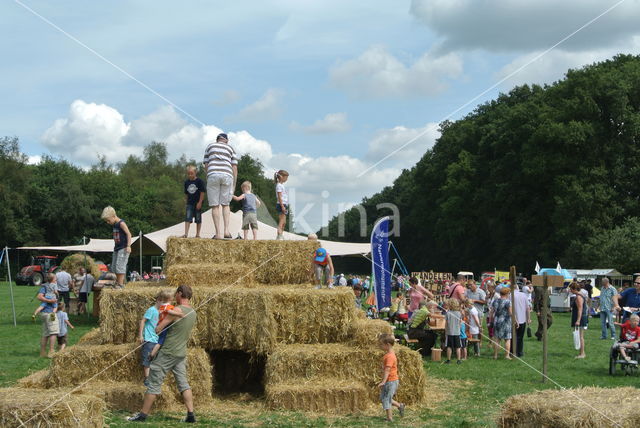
[
  {"x1": 569, "y1": 282, "x2": 587, "y2": 359},
  {"x1": 491, "y1": 286, "x2": 513, "y2": 360}
]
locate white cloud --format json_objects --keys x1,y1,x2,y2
[
  {"x1": 497, "y1": 37, "x2": 640, "y2": 87},
  {"x1": 213, "y1": 90, "x2": 241, "y2": 106},
  {"x1": 27, "y1": 155, "x2": 42, "y2": 165},
  {"x1": 289, "y1": 112, "x2": 351, "y2": 134},
  {"x1": 329, "y1": 45, "x2": 463, "y2": 99},
  {"x1": 39, "y1": 100, "x2": 428, "y2": 231},
  {"x1": 366, "y1": 123, "x2": 440, "y2": 165},
  {"x1": 410, "y1": 0, "x2": 640, "y2": 53},
  {"x1": 228, "y1": 88, "x2": 284, "y2": 122}
]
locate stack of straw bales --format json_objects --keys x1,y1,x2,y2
[
  {"x1": 165, "y1": 237, "x2": 318, "y2": 284},
  {"x1": 499, "y1": 387, "x2": 640, "y2": 427},
  {"x1": 2, "y1": 237, "x2": 430, "y2": 423},
  {"x1": 264, "y1": 343, "x2": 426, "y2": 405},
  {"x1": 0, "y1": 387, "x2": 105, "y2": 428},
  {"x1": 98, "y1": 285, "x2": 357, "y2": 353}
]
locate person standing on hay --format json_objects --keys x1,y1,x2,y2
[
  {"x1": 183, "y1": 165, "x2": 206, "y2": 238},
  {"x1": 36, "y1": 273, "x2": 60, "y2": 358},
  {"x1": 233, "y1": 180, "x2": 261, "y2": 240},
  {"x1": 128, "y1": 285, "x2": 197, "y2": 423},
  {"x1": 308, "y1": 233, "x2": 334, "y2": 289},
  {"x1": 274, "y1": 169, "x2": 289, "y2": 240},
  {"x1": 203, "y1": 133, "x2": 238, "y2": 240},
  {"x1": 101, "y1": 206, "x2": 132, "y2": 288}
]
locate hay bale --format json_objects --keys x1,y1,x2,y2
[
  {"x1": 348, "y1": 319, "x2": 393, "y2": 346},
  {"x1": 265, "y1": 379, "x2": 369, "y2": 413},
  {"x1": 499, "y1": 387, "x2": 640, "y2": 428},
  {"x1": 264, "y1": 343, "x2": 427, "y2": 405},
  {"x1": 166, "y1": 263, "x2": 256, "y2": 287},
  {"x1": 77, "y1": 328, "x2": 104, "y2": 346},
  {"x1": 60, "y1": 253, "x2": 102, "y2": 280},
  {"x1": 165, "y1": 237, "x2": 318, "y2": 284},
  {"x1": 17, "y1": 369, "x2": 50, "y2": 389},
  {"x1": 78, "y1": 381, "x2": 178, "y2": 412},
  {"x1": 0, "y1": 387, "x2": 105, "y2": 428},
  {"x1": 99, "y1": 286, "x2": 356, "y2": 353},
  {"x1": 46, "y1": 344, "x2": 212, "y2": 405}
]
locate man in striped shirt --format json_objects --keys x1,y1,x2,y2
[{"x1": 203, "y1": 133, "x2": 238, "y2": 239}]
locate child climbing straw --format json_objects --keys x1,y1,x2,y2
[
  {"x1": 274, "y1": 170, "x2": 289, "y2": 240},
  {"x1": 232, "y1": 181, "x2": 261, "y2": 240}
]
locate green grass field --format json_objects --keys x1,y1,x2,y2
[{"x1": 1, "y1": 283, "x2": 637, "y2": 427}]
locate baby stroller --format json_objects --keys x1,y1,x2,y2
[{"x1": 609, "y1": 320, "x2": 640, "y2": 376}]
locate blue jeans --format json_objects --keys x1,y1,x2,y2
[{"x1": 600, "y1": 310, "x2": 615, "y2": 339}]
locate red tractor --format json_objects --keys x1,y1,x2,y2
[{"x1": 16, "y1": 255, "x2": 59, "y2": 286}]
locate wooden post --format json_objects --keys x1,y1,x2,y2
[
  {"x1": 541, "y1": 273, "x2": 549, "y2": 383},
  {"x1": 510, "y1": 266, "x2": 517, "y2": 357}
]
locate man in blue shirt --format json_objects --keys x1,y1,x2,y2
[
  {"x1": 37, "y1": 273, "x2": 60, "y2": 358},
  {"x1": 614, "y1": 279, "x2": 640, "y2": 322}
]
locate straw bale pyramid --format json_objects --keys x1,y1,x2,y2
[{"x1": 1, "y1": 238, "x2": 428, "y2": 426}]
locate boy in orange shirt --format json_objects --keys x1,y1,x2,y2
[
  {"x1": 149, "y1": 291, "x2": 185, "y2": 359},
  {"x1": 377, "y1": 334, "x2": 405, "y2": 421}
]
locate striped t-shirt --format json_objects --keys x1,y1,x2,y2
[{"x1": 203, "y1": 142, "x2": 238, "y2": 178}]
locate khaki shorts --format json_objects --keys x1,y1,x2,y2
[
  {"x1": 145, "y1": 351, "x2": 190, "y2": 395},
  {"x1": 41, "y1": 313, "x2": 59, "y2": 337},
  {"x1": 112, "y1": 248, "x2": 130, "y2": 275},
  {"x1": 242, "y1": 212, "x2": 258, "y2": 230},
  {"x1": 314, "y1": 264, "x2": 331, "y2": 281},
  {"x1": 207, "y1": 173, "x2": 233, "y2": 206}
]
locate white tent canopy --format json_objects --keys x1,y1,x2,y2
[{"x1": 18, "y1": 210, "x2": 371, "y2": 257}]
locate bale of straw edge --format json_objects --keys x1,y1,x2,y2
[
  {"x1": 165, "y1": 237, "x2": 318, "y2": 284},
  {"x1": 77, "y1": 328, "x2": 103, "y2": 346},
  {"x1": 166, "y1": 263, "x2": 256, "y2": 287},
  {"x1": 0, "y1": 387, "x2": 105, "y2": 428},
  {"x1": 99, "y1": 286, "x2": 356, "y2": 353},
  {"x1": 17, "y1": 369, "x2": 50, "y2": 389},
  {"x1": 264, "y1": 343, "x2": 427, "y2": 405},
  {"x1": 60, "y1": 253, "x2": 102, "y2": 280},
  {"x1": 46, "y1": 344, "x2": 213, "y2": 406},
  {"x1": 499, "y1": 386, "x2": 640, "y2": 428},
  {"x1": 265, "y1": 379, "x2": 369, "y2": 413},
  {"x1": 348, "y1": 319, "x2": 393, "y2": 346},
  {"x1": 78, "y1": 381, "x2": 178, "y2": 412}
]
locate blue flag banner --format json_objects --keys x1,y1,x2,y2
[{"x1": 371, "y1": 216, "x2": 391, "y2": 310}]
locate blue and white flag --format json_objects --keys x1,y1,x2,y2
[{"x1": 371, "y1": 217, "x2": 392, "y2": 310}]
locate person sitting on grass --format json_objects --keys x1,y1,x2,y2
[
  {"x1": 377, "y1": 333, "x2": 405, "y2": 422},
  {"x1": 232, "y1": 181, "x2": 261, "y2": 240},
  {"x1": 32, "y1": 274, "x2": 58, "y2": 321},
  {"x1": 613, "y1": 314, "x2": 640, "y2": 363},
  {"x1": 444, "y1": 298, "x2": 463, "y2": 364},
  {"x1": 56, "y1": 302, "x2": 74, "y2": 352},
  {"x1": 150, "y1": 291, "x2": 186, "y2": 359}
]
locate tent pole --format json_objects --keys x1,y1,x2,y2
[
  {"x1": 139, "y1": 231, "x2": 143, "y2": 275},
  {"x1": 5, "y1": 247, "x2": 17, "y2": 327}
]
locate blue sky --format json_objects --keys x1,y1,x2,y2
[{"x1": 3, "y1": 0, "x2": 640, "y2": 231}]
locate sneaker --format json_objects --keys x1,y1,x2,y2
[
  {"x1": 32, "y1": 314, "x2": 36, "y2": 322},
  {"x1": 184, "y1": 413, "x2": 196, "y2": 423},
  {"x1": 444, "y1": 360, "x2": 450, "y2": 364},
  {"x1": 456, "y1": 360, "x2": 462, "y2": 365},
  {"x1": 398, "y1": 403, "x2": 405, "y2": 417},
  {"x1": 127, "y1": 412, "x2": 147, "y2": 422},
  {"x1": 328, "y1": 285, "x2": 334, "y2": 289}
]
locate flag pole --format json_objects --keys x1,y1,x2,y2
[{"x1": 5, "y1": 247, "x2": 17, "y2": 327}]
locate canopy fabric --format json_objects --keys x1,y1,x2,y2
[{"x1": 18, "y1": 210, "x2": 371, "y2": 257}]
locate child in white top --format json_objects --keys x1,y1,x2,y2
[{"x1": 274, "y1": 170, "x2": 289, "y2": 240}]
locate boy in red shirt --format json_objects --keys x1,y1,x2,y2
[
  {"x1": 377, "y1": 334, "x2": 405, "y2": 422},
  {"x1": 614, "y1": 314, "x2": 640, "y2": 363}
]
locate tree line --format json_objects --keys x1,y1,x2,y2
[
  {"x1": 0, "y1": 138, "x2": 282, "y2": 247},
  {"x1": 323, "y1": 54, "x2": 640, "y2": 275}
]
